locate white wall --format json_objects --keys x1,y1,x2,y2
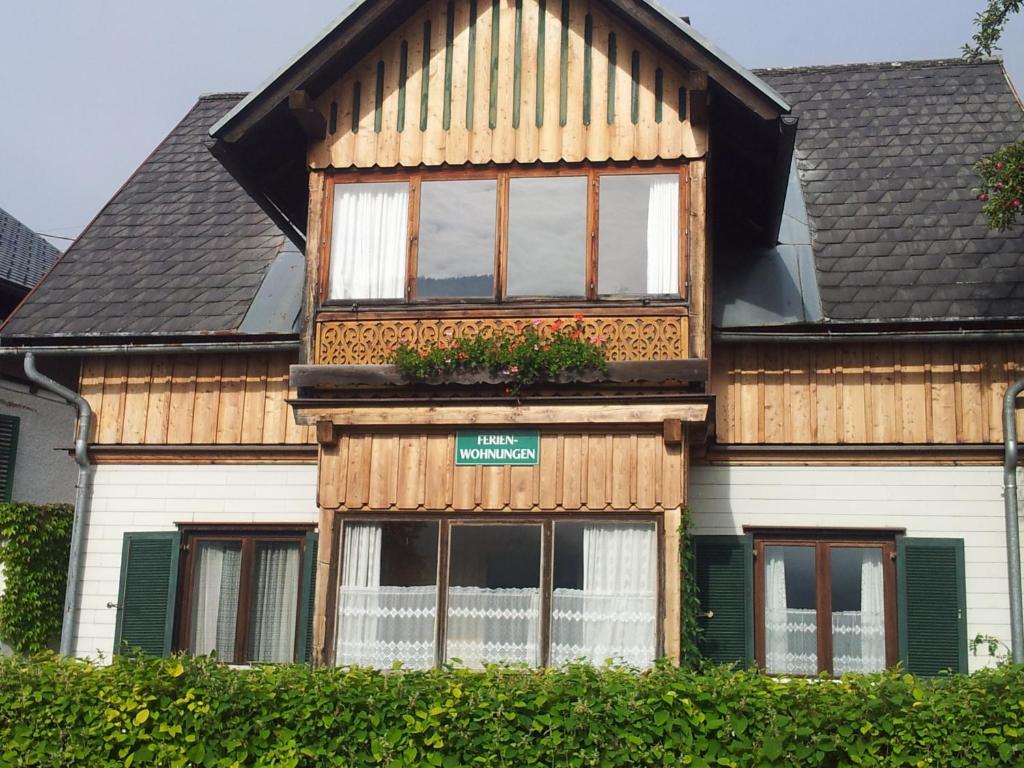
[
  {"x1": 73, "y1": 463, "x2": 317, "y2": 660},
  {"x1": 689, "y1": 464, "x2": 1024, "y2": 672}
]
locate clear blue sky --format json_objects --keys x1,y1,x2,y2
[{"x1": 1, "y1": 0, "x2": 1020, "y2": 249}]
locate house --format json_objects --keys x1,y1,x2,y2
[{"x1": 2, "y1": 0, "x2": 1022, "y2": 676}]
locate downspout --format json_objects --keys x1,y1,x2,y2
[
  {"x1": 23, "y1": 353, "x2": 92, "y2": 658},
  {"x1": 1003, "y1": 378, "x2": 1024, "y2": 665}
]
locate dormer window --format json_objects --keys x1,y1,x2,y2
[{"x1": 323, "y1": 164, "x2": 685, "y2": 304}]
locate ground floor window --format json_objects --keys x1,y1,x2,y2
[{"x1": 334, "y1": 518, "x2": 660, "y2": 669}]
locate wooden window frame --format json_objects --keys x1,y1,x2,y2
[
  {"x1": 175, "y1": 526, "x2": 313, "y2": 663},
  {"x1": 326, "y1": 514, "x2": 664, "y2": 668},
  {"x1": 319, "y1": 161, "x2": 689, "y2": 307},
  {"x1": 752, "y1": 530, "x2": 899, "y2": 677}
]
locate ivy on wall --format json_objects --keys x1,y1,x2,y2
[
  {"x1": 0, "y1": 502, "x2": 73, "y2": 653},
  {"x1": 678, "y1": 512, "x2": 703, "y2": 666}
]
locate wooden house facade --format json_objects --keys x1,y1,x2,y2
[{"x1": 3, "y1": 0, "x2": 1023, "y2": 676}]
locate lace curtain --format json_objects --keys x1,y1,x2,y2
[
  {"x1": 832, "y1": 549, "x2": 886, "y2": 674},
  {"x1": 329, "y1": 183, "x2": 408, "y2": 300},
  {"x1": 764, "y1": 549, "x2": 818, "y2": 675},
  {"x1": 551, "y1": 523, "x2": 657, "y2": 668},
  {"x1": 336, "y1": 523, "x2": 437, "y2": 669},
  {"x1": 191, "y1": 543, "x2": 242, "y2": 662},
  {"x1": 645, "y1": 177, "x2": 680, "y2": 294},
  {"x1": 248, "y1": 543, "x2": 301, "y2": 663},
  {"x1": 446, "y1": 587, "x2": 541, "y2": 667}
]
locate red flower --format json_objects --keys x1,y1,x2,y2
[
  {"x1": 551, "y1": 319, "x2": 562, "y2": 331},
  {"x1": 979, "y1": 193, "x2": 989, "y2": 202},
  {"x1": 573, "y1": 313, "x2": 584, "y2": 322},
  {"x1": 571, "y1": 330, "x2": 581, "y2": 339},
  {"x1": 1013, "y1": 200, "x2": 1022, "y2": 209},
  {"x1": 996, "y1": 161, "x2": 1006, "y2": 171}
]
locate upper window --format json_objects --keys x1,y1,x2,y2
[
  {"x1": 324, "y1": 166, "x2": 684, "y2": 303},
  {"x1": 334, "y1": 519, "x2": 659, "y2": 669}
]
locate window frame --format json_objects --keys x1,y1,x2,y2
[
  {"x1": 327, "y1": 514, "x2": 665, "y2": 668},
  {"x1": 319, "y1": 162, "x2": 689, "y2": 306},
  {"x1": 751, "y1": 530, "x2": 899, "y2": 677},
  {"x1": 175, "y1": 525, "x2": 314, "y2": 663}
]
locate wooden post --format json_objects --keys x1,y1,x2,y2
[
  {"x1": 302, "y1": 172, "x2": 327, "y2": 365},
  {"x1": 687, "y1": 157, "x2": 710, "y2": 361}
]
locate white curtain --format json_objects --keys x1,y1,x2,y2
[
  {"x1": 329, "y1": 183, "x2": 408, "y2": 300},
  {"x1": 764, "y1": 549, "x2": 818, "y2": 675},
  {"x1": 832, "y1": 549, "x2": 886, "y2": 674},
  {"x1": 248, "y1": 543, "x2": 301, "y2": 663},
  {"x1": 446, "y1": 587, "x2": 540, "y2": 667},
  {"x1": 645, "y1": 177, "x2": 679, "y2": 294},
  {"x1": 191, "y1": 543, "x2": 242, "y2": 662},
  {"x1": 551, "y1": 523, "x2": 657, "y2": 668},
  {"x1": 336, "y1": 523, "x2": 437, "y2": 669}
]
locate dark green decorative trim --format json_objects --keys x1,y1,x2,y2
[
  {"x1": 607, "y1": 33, "x2": 617, "y2": 125},
  {"x1": 0, "y1": 415, "x2": 19, "y2": 503},
  {"x1": 421, "y1": 21, "x2": 432, "y2": 131},
  {"x1": 352, "y1": 81, "x2": 361, "y2": 133},
  {"x1": 444, "y1": 2, "x2": 455, "y2": 131},
  {"x1": 535, "y1": 0, "x2": 546, "y2": 128},
  {"x1": 654, "y1": 68, "x2": 663, "y2": 124},
  {"x1": 513, "y1": 0, "x2": 523, "y2": 129},
  {"x1": 679, "y1": 86, "x2": 687, "y2": 121},
  {"x1": 559, "y1": 0, "x2": 569, "y2": 127},
  {"x1": 583, "y1": 14, "x2": 592, "y2": 126},
  {"x1": 296, "y1": 531, "x2": 319, "y2": 663},
  {"x1": 329, "y1": 101, "x2": 338, "y2": 135},
  {"x1": 489, "y1": 0, "x2": 500, "y2": 128},
  {"x1": 467, "y1": 0, "x2": 478, "y2": 129},
  {"x1": 630, "y1": 50, "x2": 640, "y2": 125},
  {"x1": 374, "y1": 61, "x2": 385, "y2": 133},
  {"x1": 398, "y1": 41, "x2": 408, "y2": 132}
]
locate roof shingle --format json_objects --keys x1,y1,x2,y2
[{"x1": 0, "y1": 207, "x2": 61, "y2": 290}]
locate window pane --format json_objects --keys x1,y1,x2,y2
[
  {"x1": 506, "y1": 176, "x2": 587, "y2": 297},
  {"x1": 190, "y1": 541, "x2": 242, "y2": 662},
  {"x1": 329, "y1": 182, "x2": 409, "y2": 300},
  {"x1": 598, "y1": 174, "x2": 679, "y2": 295},
  {"x1": 831, "y1": 547, "x2": 886, "y2": 674},
  {"x1": 336, "y1": 522, "x2": 439, "y2": 669},
  {"x1": 417, "y1": 180, "x2": 496, "y2": 298},
  {"x1": 764, "y1": 545, "x2": 817, "y2": 675},
  {"x1": 247, "y1": 541, "x2": 301, "y2": 663},
  {"x1": 551, "y1": 522, "x2": 657, "y2": 668},
  {"x1": 447, "y1": 525, "x2": 541, "y2": 667}
]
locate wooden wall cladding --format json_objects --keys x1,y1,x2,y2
[
  {"x1": 711, "y1": 341, "x2": 1024, "y2": 445},
  {"x1": 315, "y1": 310, "x2": 688, "y2": 364},
  {"x1": 310, "y1": 0, "x2": 707, "y2": 169},
  {"x1": 80, "y1": 354, "x2": 313, "y2": 446},
  {"x1": 319, "y1": 430, "x2": 684, "y2": 512}
]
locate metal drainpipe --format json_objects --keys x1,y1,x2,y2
[
  {"x1": 23, "y1": 352, "x2": 92, "y2": 658},
  {"x1": 1003, "y1": 378, "x2": 1024, "y2": 665}
]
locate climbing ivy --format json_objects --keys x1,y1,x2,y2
[
  {"x1": 678, "y1": 512, "x2": 703, "y2": 666},
  {"x1": 0, "y1": 502, "x2": 73, "y2": 653}
]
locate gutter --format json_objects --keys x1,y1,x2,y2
[
  {"x1": 0, "y1": 340, "x2": 300, "y2": 357},
  {"x1": 716, "y1": 329, "x2": 1024, "y2": 343},
  {"x1": 23, "y1": 353, "x2": 92, "y2": 658},
  {"x1": 1002, "y1": 379, "x2": 1024, "y2": 665}
]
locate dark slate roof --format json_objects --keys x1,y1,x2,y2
[
  {"x1": 757, "y1": 59, "x2": 1024, "y2": 324},
  {"x1": 0, "y1": 207, "x2": 61, "y2": 291},
  {"x1": 1, "y1": 94, "x2": 293, "y2": 340}
]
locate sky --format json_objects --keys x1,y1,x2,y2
[{"x1": 1, "y1": 0, "x2": 1021, "y2": 250}]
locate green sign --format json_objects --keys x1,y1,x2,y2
[{"x1": 455, "y1": 431, "x2": 540, "y2": 466}]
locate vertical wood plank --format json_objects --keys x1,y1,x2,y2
[
  {"x1": 240, "y1": 354, "x2": 269, "y2": 445},
  {"x1": 610, "y1": 434, "x2": 631, "y2": 509},
  {"x1": 144, "y1": 356, "x2": 173, "y2": 444},
  {"x1": 538, "y1": 0, "x2": 563, "y2": 162},
  {"x1": 469, "y1": 0, "x2": 494, "y2": 163},
  {"x1": 425, "y1": 434, "x2": 451, "y2": 508},
  {"x1": 516, "y1": 0, "x2": 539, "y2": 161},
  {"x1": 261, "y1": 357, "x2": 289, "y2": 445},
  {"x1": 958, "y1": 346, "x2": 984, "y2": 443},
  {"x1": 120, "y1": 356, "x2": 153, "y2": 445},
  {"x1": 79, "y1": 357, "x2": 106, "y2": 443},
  {"x1": 445, "y1": 0, "x2": 470, "y2": 164},
  {"x1": 215, "y1": 355, "x2": 247, "y2": 445},
  {"x1": 635, "y1": 433, "x2": 658, "y2": 509},
  {"x1": 585, "y1": 432, "x2": 607, "y2": 509},
  {"x1": 492, "y1": 0, "x2": 517, "y2": 162},
  {"x1": 929, "y1": 344, "x2": 957, "y2": 443},
  {"x1": 561, "y1": 433, "x2": 582, "y2": 510},
  {"x1": 166, "y1": 355, "x2": 198, "y2": 445},
  {"x1": 190, "y1": 356, "x2": 222, "y2": 444}
]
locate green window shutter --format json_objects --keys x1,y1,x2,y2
[
  {"x1": 296, "y1": 531, "x2": 319, "y2": 663},
  {"x1": 897, "y1": 537, "x2": 968, "y2": 676},
  {"x1": 113, "y1": 532, "x2": 181, "y2": 657},
  {"x1": 693, "y1": 535, "x2": 753, "y2": 665},
  {"x1": 0, "y1": 414, "x2": 21, "y2": 502}
]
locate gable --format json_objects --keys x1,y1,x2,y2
[{"x1": 309, "y1": 0, "x2": 707, "y2": 169}]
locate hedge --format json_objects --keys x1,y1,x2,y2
[{"x1": 1, "y1": 656, "x2": 1022, "y2": 767}]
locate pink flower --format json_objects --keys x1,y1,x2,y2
[
  {"x1": 532, "y1": 318, "x2": 545, "y2": 327},
  {"x1": 509, "y1": 365, "x2": 519, "y2": 374}
]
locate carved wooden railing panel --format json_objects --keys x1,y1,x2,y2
[{"x1": 315, "y1": 311, "x2": 689, "y2": 365}]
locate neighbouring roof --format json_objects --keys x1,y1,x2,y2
[
  {"x1": 754, "y1": 58, "x2": 1024, "y2": 325},
  {"x1": 0, "y1": 207, "x2": 61, "y2": 291},
  {"x1": 1, "y1": 94, "x2": 300, "y2": 341}
]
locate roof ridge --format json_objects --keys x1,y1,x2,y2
[{"x1": 754, "y1": 57, "x2": 1002, "y2": 76}]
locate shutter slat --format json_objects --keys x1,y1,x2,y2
[
  {"x1": 694, "y1": 535, "x2": 753, "y2": 665},
  {"x1": 898, "y1": 537, "x2": 967, "y2": 676},
  {"x1": 0, "y1": 414, "x2": 21, "y2": 502},
  {"x1": 296, "y1": 532, "x2": 319, "y2": 663},
  {"x1": 114, "y1": 532, "x2": 180, "y2": 657}
]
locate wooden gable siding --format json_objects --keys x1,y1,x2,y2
[
  {"x1": 319, "y1": 430, "x2": 685, "y2": 512},
  {"x1": 310, "y1": 0, "x2": 707, "y2": 169},
  {"x1": 80, "y1": 354, "x2": 313, "y2": 446},
  {"x1": 711, "y1": 341, "x2": 1024, "y2": 445}
]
